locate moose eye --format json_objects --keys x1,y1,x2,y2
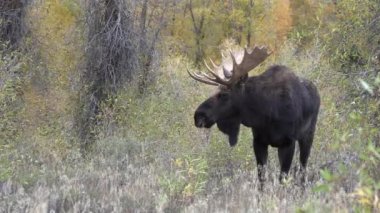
[{"x1": 217, "y1": 93, "x2": 229, "y2": 101}]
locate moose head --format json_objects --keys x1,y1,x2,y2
[
  {"x1": 188, "y1": 46, "x2": 271, "y2": 146},
  {"x1": 188, "y1": 45, "x2": 320, "y2": 184}
]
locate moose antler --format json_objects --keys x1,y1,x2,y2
[{"x1": 187, "y1": 45, "x2": 272, "y2": 87}]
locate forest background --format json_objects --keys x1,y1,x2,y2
[{"x1": 0, "y1": 0, "x2": 379, "y2": 212}]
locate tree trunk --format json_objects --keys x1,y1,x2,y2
[
  {"x1": 0, "y1": 0, "x2": 26, "y2": 49},
  {"x1": 79, "y1": 0, "x2": 131, "y2": 154},
  {"x1": 246, "y1": 0, "x2": 254, "y2": 46},
  {"x1": 138, "y1": 0, "x2": 168, "y2": 93},
  {"x1": 188, "y1": 0, "x2": 206, "y2": 66},
  {"x1": 138, "y1": 0, "x2": 149, "y2": 93}
]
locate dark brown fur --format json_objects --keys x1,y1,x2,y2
[{"x1": 193, "y1": 65, "x2": 320, "y2": 183}]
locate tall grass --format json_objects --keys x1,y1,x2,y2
[{"x1": 1, "y1": 41, "x2": 378, "y2": 212}]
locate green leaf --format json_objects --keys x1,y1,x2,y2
[
  {"x1": 320, "y1": 169, "x2": 333, "y2": 181},
  {"x1": 359, "y1": 79, "x2": 374, "y2": 95},
  {"x1": 313, "y1": 184, "x2": 330, "y2": 193},
  {"x1": 368, "y1": 143, "x2": 380, "y2": 160}
]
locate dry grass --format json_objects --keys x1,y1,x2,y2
[{"x1": 0, "y1": 41, "x2": 377, "y2": 212}]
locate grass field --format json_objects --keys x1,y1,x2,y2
[{"x1": 1, "y1": 41, "x2": 379, "y2": 212}]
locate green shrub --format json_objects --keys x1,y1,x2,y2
[
  {"x1": 322, "y1": 0, "x2": 380, "y2": 71},
  {"x1": 0, "y1": 49, "x2": 27, "y2": 181}
]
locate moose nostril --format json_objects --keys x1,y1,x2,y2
[
  {"x1": 194, "y1": 112, "x2": 207, "y2": 127},
  {"x1": 195, "y1": 117, "x2": 205, "y2": 127}
]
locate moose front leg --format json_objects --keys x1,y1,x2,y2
[
  {"x1": 277, "y1": 140, "x2": 296, "y2": 183},
  {"x1": 253, "y1": 140, "x2": 268, "y2": 183}
]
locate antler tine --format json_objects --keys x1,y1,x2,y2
[
  {"x1": 205, "y1": 73, "x2": 230, "y2": 85},
  {"x1": 201, "y1": 71, "x2": 219, "y2": 82},
  {"x1": 187, "y1": 45, "x2": 271, "y2": 87},
  {"x1": 204, "y1": 59, "x2": 230, "y2": 84},
  {"x1": 187, "y1": 67, "x2": 219, "y2": 86},
  {"x1": 195, "y1": 70, "x2": 221, "y2": 83},
  {"x1": 205, "y1": 70, "x2": 229, "y2": 85},
  {"x1": 229, "y1": 50, "x2": 238, "y2": 67},
  {"x1": 203, "y1": 59, "x2": 214, "y2": 72},
  {"x1": 190, "y1": 69, "x2": 228, "y2": 86},
  {"x1": 244, "y1": 47, "x2": 250, "y2": 56},
  {"x1": 209, "y1": 58, "x2": 218, "y2": 68},
  {"x1": 263, "y1": 46, "x2": 273, "y2": 55},
  {"x1": 239, "y1": 46, "x2": 270, "y2": 70},
  {"x1": 226, "y1": 45, "x2": 271, "y2": 85},
  {"x1": 226, "y1": 49, "x2": 244, "y2": 83}
]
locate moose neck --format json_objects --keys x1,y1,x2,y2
[{"x1": 230, "y1": 76, "x2": 264, "y2": 128}]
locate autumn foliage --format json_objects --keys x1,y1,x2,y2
[{"x1": 0, "y1": 0, "x2": 379, "y2": 211}]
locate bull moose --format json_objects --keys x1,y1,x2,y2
[{"x1": 187, "y1": 46, "x2": 320, "y2": 183}]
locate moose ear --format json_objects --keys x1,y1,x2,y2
[
  {"x1": 216, "y1": 92, "x2": 229, "y2": 102},
  {"x1": 217, "y1": 117, "x2": 241, "y2": 147},
  {"x1": 237, "y1": 74, "x2": 249, "y2": 85}
]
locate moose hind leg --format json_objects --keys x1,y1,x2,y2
[
  {"x1": 298, "y1": 130, "x2": 315, "y2": 183},
  {"x1": 278, "y1": 139, "x2": 296, "y2": 183},
  {"x1": 253, "y1": 141, "x2": 268, "y2": 183},
  {"x1": 299, "y1": 137, "x2": 313, "y2": 170}
]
